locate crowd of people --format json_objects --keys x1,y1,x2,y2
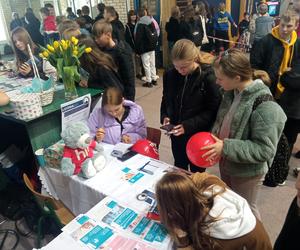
[{"x1": 6, "y1": 0, "x2": 300, "y2": 249}]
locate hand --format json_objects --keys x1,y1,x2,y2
[
  {"x1": 122, "y1": 134, "x2": 131, "y2": 143},
  {"x1": 170, "y1": 124, "x2": 185, "y2": 136},
  {"x1": 285, "y1": 67, "x2": 292, "y2": 72},
  {"x1": 79, "y1": 79, "x2": 88, "y2": 88},
  {"x1": 19, "y1": 63, "x2": 31, "y2": 76},
  {"x1": 96, "y1": 128, "x2": 105, "y2": 142},
  {"x1": 163, "y1": 117, "x2": 170, "y2": 126},
  {"x1": 201, "y1": 134, "x2": 224, "y2": 161}
]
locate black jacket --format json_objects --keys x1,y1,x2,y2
[
  {"x1": 111, "y1": 19, "x2": 125, "y2": 42},
  {"x1": 274, "y1": 197, "x2": 300, "y2": 250},
  {"x1": 125, "y1": 23, "x2": 136, "y2": 51},
  {"x1": 180, "y1": 18, "x2": 204, "y2": 46},
  {"x1": 250, "y1": 33, "x2": 300, "y2": 95},
  {"x1": 161, "y1": 65, "x2": 221, "y2": 135},
  {"x1": 135, "y1": 22, "x2": 157, "y2": 55},
  {"x1": 103, "y1": 41, "x2": 135, "y2": 101},
  {"x1": 24, "y1": 13, "x2": 44, "y2": 46},
  {"x1": 165, "y1": 17, "x2": 181, "y2": 42}
]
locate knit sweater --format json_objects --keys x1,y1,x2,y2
[{"x1": 212, "y1": 80, "x2": 286, "y2": 177}]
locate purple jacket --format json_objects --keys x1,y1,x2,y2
[{"x1": 88, "y1": 100, "x2": 147, "y2": 145}]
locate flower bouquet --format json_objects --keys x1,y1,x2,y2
[{"x1": 39, "y1": 37, "x2": 92, "y2": 100}]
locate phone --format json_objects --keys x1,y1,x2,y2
[
  {"x1": 117, "y1": 150, "x2": 137, "y2": 162},
  {"x1": 160, "y1": 124, "x2": 175, "y2": 132}
]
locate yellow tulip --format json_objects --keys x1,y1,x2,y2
[
  {"x1": 85, "y1": 47, "x2": 92, "y2": 53},
  {"x1": 53, "y1": 41, "x2": 59, "y2": 49},
  {"x1": 62, "y1": 43, "x2": 68, "y2": 50},
  {"x1": 42, "y1": 51, "x2": 49, "y2": 57},
  {"x1": 39, "y1": 53, "x2": 44, "y2": 58},
  {"x1": 73, "y1": 50, "x2": 78, "y2": 56},
  {"x1": 71, "y1": 36, "x2": 78, "y2": 45},
  {"x1": 47, "y1": 44, "x2": 55, "y2": 52}
]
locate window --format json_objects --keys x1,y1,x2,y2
[{"x1": 0, "y1": 5, "x2": 8, "y2": 42}]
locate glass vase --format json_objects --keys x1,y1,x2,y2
[{"x1": 62, "y1": 66, "x2": 78, "y2": 101}]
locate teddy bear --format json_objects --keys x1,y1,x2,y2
[{"x1": 60, "y1": 121, "x2": 106, "y2": 178}]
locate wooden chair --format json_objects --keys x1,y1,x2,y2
[
  {"x1": 146, "y1": 127, "x2": 162, "y2": 148},
  {"x1": 23, "y1": 173, "x2": 75, "y2": 247}
]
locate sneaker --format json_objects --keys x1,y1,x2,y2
[
  {"x1": 293, "y1": 167, "x2": 300, "y2": 177},
  {"x1": 142, "y1": 82, "x2": 153, "y2": 88},
  {"x1": 295, "y1": 151, "x2": 300, "y2": 159},
  {"x1": 141, "y1": 76, "x2": 147, "y2": 82},
  {"x1": 151, "y1": 80, "x2": 157, "y2": 86},
  {"x1": 277, "y1": 181, "x2": 286, "y2": 186}
]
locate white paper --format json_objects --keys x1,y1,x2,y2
[{"x1": 61, "y1": 94, "x2": 91, "y2": 131}]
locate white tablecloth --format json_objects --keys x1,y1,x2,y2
[{"x1": 38, "y1": 144, "x2": 175, "y2": 215}]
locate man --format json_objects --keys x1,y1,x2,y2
[
  {"x1": 274, "y1": 173, "x2": 300, "y2": 250},
  {"x1": 104, "y1": 6, "x2": 125, "y2": 42},
  {"x1": 93, "y1": 20, "x2": 135, "y2": 101},
  {"x1": 95, "y1": 3, "x2": 105, "y2": 22},
  {"x1": 81, "y1": 5, "x2": 93, "y2": 32},
  {"x1": 251, "y1": 10, "x2": 300, "y2": 174}
]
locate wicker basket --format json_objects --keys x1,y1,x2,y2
[{"x1": 39, "y1": 88, "x2": 54, "y2": 106}]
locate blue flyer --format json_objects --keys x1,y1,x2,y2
[{"x1": 80, "y1": 225, "x2": 113, "y2": 249}]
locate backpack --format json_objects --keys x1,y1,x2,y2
[
  {"x1": 144, "y1": 22, "x2": 158, "y2": 51},
  {"x1": 252, "y1": 94, "x2": 290, "y2": 187}
]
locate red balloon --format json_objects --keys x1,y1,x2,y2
[
  {"x1": 131, "y1": 139, "x2": 159, "y2": 160},
  {"x1": 186, "y1": 132, "x2": 219, "y2": 168}
]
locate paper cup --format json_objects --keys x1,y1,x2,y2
[{"x1": 35, "y1": 148, "x2": 46, "y2": 167}]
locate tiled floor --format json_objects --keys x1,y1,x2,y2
[{"x1": 1, "y1": 75, "x2": 299, "y2": 249}]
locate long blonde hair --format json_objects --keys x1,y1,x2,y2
[
  {"x1": 172, "y1": 39, "x2": 203, "y2": 64},
  {"x1": 155, "y1": 172, "x2": 226, "y2": 249}
]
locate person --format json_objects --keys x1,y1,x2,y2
[
  {"x1": 66, "y1": 7, "x2": 77, "y2": 20},
  {"x1": 201, "y1": 48, "x2": 286, "y2": 220},
  {"x1": 180, "y1": 5, "x2": 203, "y2": 48},
  {"x1": 213, "y1": 2, "x2": 237, "y2": 53},
  {"x1": 250, "y1": 10, "x2": 300, "y2": 157},
  {"x1": 40, "y1": 7, "x2": 59, "y2": 45},
  {"x1": 93, "y1": 20, "x2": 135, "y2": 101},
  {"x1": 95, "y1": 3, "x2": 105, "y2": 22},
  {"x1": 58, "y1": 20, "x2": 80, "y2": 39},
  {"x1": 238, "y1": 12, "x2": 250, "y2": 36},
  {"x1": 155, "y1": 172, "x2": 273, "y2": 250},
  {"x1": 125, "y1": 10, "x2": 142, "y2": 79},
  {"x1": 75, "y1": 17, "x2": 90, "y2": 36},
  {"x1": 10, "y1": 12, "x2": 23, "y2": 31},
  {"x1": 77, "y1": 34, "x2": 123, "y2": 91},
  {"x1": 11, "y1": 27, "x2": 56, "y2": 79},
  {"x1": 88, "y1": 87, "x2": 146, "y2": 145},
  {"x1": 160, "y1": 39, "x2": 221, "y2": 172},
  {"x1": 81, "y1": 5, "x2": 93, "y2": 32},
  {"x1": 24, "y1": 12, "x2": 44, "y2": 46},
  {"x1": 197, "y1": 1, "x2": 209, "y2": 47},
  {"x1": 104, "y1": 6, "x2": 125, "y2": 41},
  {"x1": 165, "y1": 6, "x2": 182, "y2": 49},
  {"x1": 274, "y1": 172, "x2": 300, "y2": 250},
  {"x1": 135, "y1": 8, "x2": 158, "y2": 88},
  {"x1": 253, "y1": 3, "x2": 274, "y2": 45}
]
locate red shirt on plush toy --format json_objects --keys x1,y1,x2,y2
[{"x1": 63, "y1": 140, "x2": 97, "y2": 174}]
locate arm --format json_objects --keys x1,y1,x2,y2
[
  {"x1": 250, "y1": 36, "x2": 267, "y2": 70},
  {"x1": 182, "y1": 73, "x2": 221, "y2": 135},
  {"x1": 222, "y1": 102, "x2": 286, "y2": 163},
  {"x1": 88, "y1": 108, "x2": 101, "y2": 139},
  {"x1": 126, "y1": 107, "x2": 147, "y2": 143},
  {"x1": 227, "y1": 12, "x2": 236, "y2": 27},
  {"x1": 280, "y1": 63, "x2": 300, "y2": 90},
  {"x1": 160, "y1": 72, "x2": 170, "y2": 124}
]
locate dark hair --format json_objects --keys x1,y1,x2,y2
[
  {"x1": 82, "y1": 5, "x2": 90, "y2": 15},
  {"x1": 97, "y1": 3, "x2": 105, "y2": 12},
  {"x1": 92, "y1": 20, "x2": 112, "y2": 37},
  {"x1": 102, "y1": 87, "x2": 123, "y2": 106},
  {"x1": 77, "y1": 9, "x2": 82, "y2": 15},
  {"x1": 66, "y1": 7, "x2": 73, "y2": 13},
  {"x1": 77, "y1": 34, "x2": 117, "y2": 75},
  {"x1": 76, "y1": 17, "x2": 86, "y2": 28},
  {"x1": 40, "y1": 7, "x2": 50, "y2": 16},
  {"x1": 44, "y1": 3, "x2": 54, "y2": 9},
  {"x1": 105, "y1": 6, "x2": 117, "y2": 18},
  {"x1": 138, "y1": 8, "x2": 146, "y2": 17},
  {"x1": 127, "y1": 10, "x2": 136, "y2": 24},
  {"x1": 26, "y1": 7, "x2": 33, "y2": 13}
]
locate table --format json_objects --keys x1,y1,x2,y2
[
  {"x1": 40, "y1": 143, "x2": 176, "y2": 250},
  {"x1": 38, "y1": 144, "x2": 176, "y2": 215},
  {"x1": 0, "y1": 86, "x2": 102, "y2": 153}
]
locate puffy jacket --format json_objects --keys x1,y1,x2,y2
[
  {"x1": 212, "y1": 80, "x2": 287, "y2": 177},
  {"x1": 111, "y1": 19, "x2": 125, "y2": 42},
  {"x1": 165, "y1": 17, "x2": 181, "y2": 42},
  {"x1": 103, "y1": 40, "x2": 135, "y2": 101},
  {"x1": 250, "y1": 33, "x2": 300, "y2": 95},
  {"x1": 88, "y1": 100, "x2": 147, "y2": 145},
  {"x1": 161, "y1": 65, "x2": 221, "y2": 135}
]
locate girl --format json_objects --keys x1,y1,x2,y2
[
  {"x1": 156, "y1": 172, "x2": 272, "y2": 250},
  {"x1": 77, "y1": 35, "x2": 123, "y2": 91},
  {"x1": 202, "y1": 48, "x2": 286, "y2": 219},
  {"x1": 88, "y1": 87, "x2": 147, "y2": 145},
  {"x1": 160, "y1": 39, "x2": 221, "y2": 172},
  {"x1": 11, "y1": 27, "x2": 56, "y2": 79}
]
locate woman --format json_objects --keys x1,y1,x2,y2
[
  {"x1": 155, "y1": 172, "x2": 272, "y2": 250},
  {"x1": 165, "y1": 6, "x2": 182, "y2": 49},
  {"x1": 88, "y1": 87, "x2": 147, "y2": 145},
  {"x1": 11, "y1": 27, "x2": 56, "y2": 79},
  {"x1": 202, "y1": 48, "x2": 286, "y2": 219},
  {"x1": 77, "y1": 35, "x2": 123, "y2": 91},
  {"x1": 24, "y1": 11, "x2": 44, "y2": 46},
  {"x1": 160, "y1": 39, "x2": 221, "y2": 172},
  {"x1": 125, "y1": 10, "x2": 142, "y2": 78}
]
